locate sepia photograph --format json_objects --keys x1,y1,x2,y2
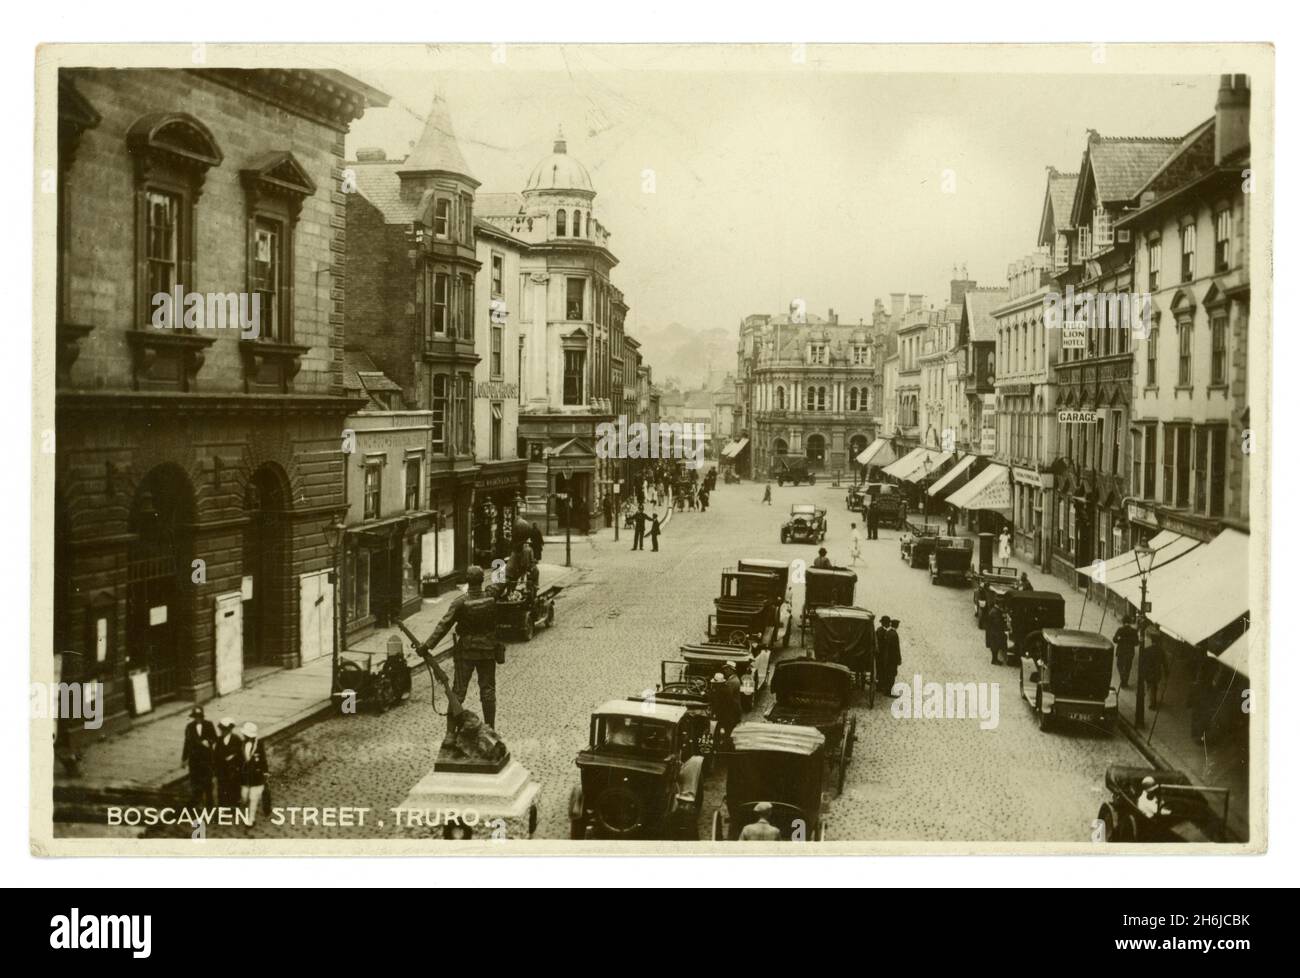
[{"x1": 29, "y1": 37, "x2": 1272, "y2": 858}]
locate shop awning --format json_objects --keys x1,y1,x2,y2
[
  {"x1": 926, "y1": 454, "x2": 977, "y2": 499},
  {"x1": 721, "y1": 437, "x2": 749, "y2": 459},
  {"x1": 1212, "y1": 630, "x2": 1251, "y2": 679},
  {"x1": 945, "y1": 463, "x2": 1010, "y2": 513},
  {"x1": 856, "y1": 438, "x2": 896, "y2": 468},
  {"x1": 883, "y1": 447, "x2": 952, "y2": 484},
  {"x1": 1074, "y1": 529, "x2": 1202, "y2": 584},
  {"x1": 1129, "y1": 529, "x2": 1249, "y2": 647}
]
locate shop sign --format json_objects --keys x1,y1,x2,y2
[{"x1": 476, "y1": 382, "x2": 519, "y2": 400}]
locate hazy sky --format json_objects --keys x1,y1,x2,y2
[{"x1": 342, "y1": 47, "x2": 1219, "y2": 336}]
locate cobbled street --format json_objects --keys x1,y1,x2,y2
[{"x1": 206, "y1": 475, "x2": 1142, "y2": 844}]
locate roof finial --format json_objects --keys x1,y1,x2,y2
[{"x1": 554, "y1": 125, "x2": 567, "y2": 154}]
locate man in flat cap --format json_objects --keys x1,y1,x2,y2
[{"x1": 738, "y1": 801, "x2": 781, "y2": 841}]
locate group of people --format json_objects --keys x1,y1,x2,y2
[
  {"x1": 181, "y1": 708, "x2": 269, "y2": 825},
  {"x1": 874, "y1": 615, "x2": 903, "y2": 695},
  {"x1": 628, "y1": 505, "x2": 663, "y2": 552}
]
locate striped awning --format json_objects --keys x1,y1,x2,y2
[
  {"x1": 721, "y1": 437, "x2": 749, "y2": 459},
  {"x1": 927, "y1": 454, "x2": 977, "y2": 499},
  {"x1": 856, "y1": 438, "x2": 895, "y2": 468},
  {"x1": 1213, "y1": 630, "x2": 1251, "y2": 679},
  {"x1": 883, "y1": 447, "x2": 952, "y2": 484}
]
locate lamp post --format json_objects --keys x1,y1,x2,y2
[
  {"x1": 1133, "y1": 540, "x2": 1155, "y2": 729},
  {"x1": 322, "y1": 519, "x2": 346, "y2": 697},
  {"x1": 921, "y1": 455, "x2": 932, "y2": 527}
]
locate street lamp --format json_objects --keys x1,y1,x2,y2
[
  {"x1": 554, "y1": 466, "x2": 573, "y2": 568},
  {"x1": 323, "y1": 519, "x2": 346, "y2": 697},
  {"x1": 1132, "y1": 540, "x2": 1155, "y2": 728},
  {"x1": 921, "y1": 455, "x2": 932, "y2": 527}
]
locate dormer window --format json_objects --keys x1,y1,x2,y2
[
  {"x1": 809, "y1": 343, "x2": 827, "y2": 365},
  {"x1": 1076, "y1": 226, "x2": 1092, "y2": 263},
  {"x1": 434, "y1": 198, "x2": 451, "y2": 239},
  {"x1": 1092, "y1": 205, "x2": 1113, "y2": 251}
]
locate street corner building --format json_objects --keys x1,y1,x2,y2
[{"x1": 54, "y1": 67, "x2": 391, "y2": 733}]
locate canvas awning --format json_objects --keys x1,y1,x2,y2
[
  {"x1": 945, "y1": 463, "x2": 1010, "y2": 513},
  {"x1": 927, "y1": 454, "x2": 977, "y2": 499},
  {"x1": 856, "y1": 438, "x2": 895, "y2": 468},
  {"x1": 1125, "y1": 529, "x2": 1249, "y2": 647},
  {"x1": 1212, "y1": 630, "x2": 1251, "y2": 679},
  {"x1": 721, "y1": 437, "x2": 749, "y2": 459},
  {"x1": 1074, "y1": 529, "x2": 1201, "y2": 585},
  {"x1": 883, "y1": 447, "x2": 952, "y2": 484}
]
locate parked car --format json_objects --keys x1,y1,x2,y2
[
  {"x1": 998, "y1": 589, "x2": 1066, "y2": 659},
  {"x1": 971, "y1": 565, "x2": 1021, "y2": 625},
  {"x1": 710, "y1": 722, "x2": 827, "y2": 841},
  {"x1": 899, "y1": 521, "x2": 941, "y2": 567},
  {"x1": 568, "y1": 699, "x2": 706, "y2": 839},
  {"x1": 845, "y1": 485, "x2": 867, "y2": 511},
  {"x1": 1097, "y1": 764, "x2": 1231, "y2": 843},
  {"x1": 863, "y1": 482, "x2": 907, "y2": 528},
  {"x1": 1018, "y1": 629, "x2": 1118, "y2": 733},
  {"x1": 773, "y1": 457, "x2": 816, "y2": 486},
  {"x1": 928, "y1": 537, "x2": 973, "y2": 585},
  {"x1": 781, "y1": 503, "x2": 827, "y2": 544}
]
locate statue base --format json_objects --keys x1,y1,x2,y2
[{"x1": 395, "y1": 758, "x2": 541, "y2": 840}]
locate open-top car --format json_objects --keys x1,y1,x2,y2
[
  {"x1": 773, "y1": 456, "x2": 816, "y2": 486},
  {"x1": 928, "y1": 537, "x2": 974, "y2": 585},
  {"x1": 766, "y1": 659, "x2": 857, "y2": 794},
  {"x1": 664, "y1": 642, "x2": 772, "y2": 711},
  {"x1": 971, "y1": 565, "x2": 1021, "y2": 625},
  {"x1": 708, "y1": 570, "x2": 784, "y2": 649},
  {"x1": 808, "y1": 606, "x2": 876, "y2": 705},
  {"x1": 998, "y1": 589, "x2": 1066, "y2": 659},
  {"x1": 1018, "y1": 628, "x2": 1118, "y2": 733},
  {"x1": 711, "y1": 722, "x2": 827, "y2": 841},
  {"x1": 569, "y1": 699, "x2": 706, "y2": 840},
  {"x1": 1097, "y1": 764, "x2": 1232, "y2": 843},
  {"x1": 899, "y1": 521, "x2": 941, "y2": 568},
  {"x1": 781, "y1": 503, "x2": 827, "y2": 545}
]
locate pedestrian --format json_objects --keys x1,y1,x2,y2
[
  {"x1": 213, "y1": 718, "x2": 243, "y2": 810},
  {"x1": 239, "y1": 721, "x2": 269, "y2": 826},
  {"x1": 738, "y1": 801, "x2": 782, "y2": 841},
  {"x1": 1018, "y1": 572, "x2": 1032, "y2": 591},
  {"x1": 418, "y1": 565, "x2": 505, "y2": 729},
  {"x1": 1113, "y1": 615, "x2": 1139, "y2": 688},
  {"x1": 876, "y1": 616, "x2": 901, "y2": 696},
  {"x1": 998, "y1": 527, "x2": 1012, "y2": 566},
  {"x1": 813, "y1": 547, "x2": 833, "y2": 569},
  {"x1": 1140, "y1": 632, "x2": 1165, "y2": 711},
  {"x1": 631, "y1": 505, "x2": 646, "y2": 551},
  {"x1": 710, "y1": 666, "x2": 743, "y2": 745},
  {"x1": 699, "y1": 488, "x2": 709, "y2": 512},
  {"x1": 866, "y1": 500, "x2": 879, "y2": 540},
  {"x1": 649, "y1": 513, "x2": 661, "y2": 552},
  {"x1": 849, "y1": 523, "x2": 863, "y2": 566},
  {"x1": 984, "y1": 603, "x2": 1007, "y2": 665},
  {"x1": 529, "y1": 521, "x2": 544, "y2": 563},
  {"x1": 762, "y1": 483, "x2": 772, "y2": 505},
  {"x1": 180, "y1": 706, "x2": 217, "y2": 808},
  {"x1": 946, "y1": 507, "x2": 958, "y2": 537},
  {"x1": 602, "y1": 493, "x2": 613, "y2": 528}
]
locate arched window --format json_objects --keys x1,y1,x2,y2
[
  {"x1": 817, "y1": 386, "x2": 827, "y2": 411},
  {"x1": 556, "y1": 209, "x2": 567, "y2": 236},
  {"x1": 775, "y1": 386, "x2": 785, "y2": 410},
  {"x1": 806, "y1": 434, "x2": 826, "y2": 464},
  {"x1": 773, "y1": 438, "x2": 789, "y2": 456},
  {"x1": 848, "y1": 387, "x2": 859, "y2": 411},
  {"x1": 805, "y1": 386, "x2": 816, "y2": 411},
  {"x1": 574, "y1": 210, "x2": 583, "y2": 237}
]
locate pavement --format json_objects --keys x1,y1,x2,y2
[
  {"x1": 56, "y1": 561, "x2": 576, "y2": 800},
  {"x1": 108, "y1": 475, "x2": 1166, "y2": 844}
]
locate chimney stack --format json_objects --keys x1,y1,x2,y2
[
  {"x1": 908, "y1": 293, "x2": 923, "y2": 312},
  {"x1": 890, "y1": 293, "x2": 905, "y2": 321},
  {"x1": 1215, "y1": 74, "x2": 1251, "y2": 165}
]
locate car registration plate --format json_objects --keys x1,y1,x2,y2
[{"x1": 1060, "y1": 708, "x2": 1093, "y2": 723}]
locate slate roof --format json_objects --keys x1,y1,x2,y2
[
  {"x1": 347, "y1": 160, "x2": 419, "y2": 223},
  {"x1": 961, "y1": 288, "x2": 1010, "y2": 344},
  {"x1": 1072, "y1": 135, "x2": 1184, "y2": 223},
  {"x1": 476, "y1": 192, "x2": 526, "y2": 217},
  {"x1": 343, "y1": 350, "x2": 405, "y2": 410},
  {"x1": 400, "y1": 96, "x2": 475, "y2": 182}
]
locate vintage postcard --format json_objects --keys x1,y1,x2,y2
[{"x1": 31, "y1": 41, "x2": 1272, "y2": 855}]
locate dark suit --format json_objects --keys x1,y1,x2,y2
[
  {"x1": 649, "y1": 517, "x2": 661, "y2": 551},
  {"x1": 181, "y1": 719, "x2": 218, "y2": 807},
  {"x1": 631, "y1": 511, "x2": 647, "y2": 550},
  {"x1": 877, "y1": 627, "x2": 901, "y2": 694},
  {"x1": 213, "y1": 732, "x2": 244, "y2": 808}
]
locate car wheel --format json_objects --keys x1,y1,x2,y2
[
  {"x1": 545, "y1": 603, "x2": 555, "y2": 627},
  {"x1": 569, "y1": 816, "x2": 587, "y2": 840},
  {"x1": 1037, "y1": 695, "x2": 1051, "y2": 732},
  {"x1": 1120, "y1": 814, "x2": 1141, "y2": 843},
  {"x1": 595, "y1": 787, "x2": 644, "y2": 837},
  {"x1": 521, "y1": 614, "x2": 534, "y2": 642},
  {"x1": 1096, "y1": 804, "x2": 1118, "y2": 843},
  {"x1": 711, "y1": 808, "x2": 725, "y2": 841}
]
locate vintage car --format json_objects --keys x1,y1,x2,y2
[
  {"x1": 711, "y1": 722, "x2": 827, "y2": 841},
  {"x1": 493, "y1": 583, "x2": 561, "y2": 642},
  {"x1": 773, "y1": 456, "x2": 816, "y2": 486},
  {"x1": 998, "y1": 589, "x2": 1066, "y2": 659},
  {"x1": 723, "y1": 467, "x2": 741, "y2": 484},
  {"x1": 798, "y1": 566, "x2": 857, "y2": 643},
  {"x1": 928, "y1": 537, "x2": 974, "y2": 585},
  {"x1": 1097, "y1": 764, "x2": 1232, "y2": 843},
  {"x1": 664, "y1": 642, "x2": 772, "y2": 711},
  {"x1": 707, "y1": 570, "x2": 784, "y2": 649},
  {"x1": 845, "y1": 484, "x2": 868, "y2": 511},
  {"x1": 569, "y1": 699, "x2": 706, "y2": 840},
  {"x1": 971, "y1": 565, "x2": 1022, "y2": 625},
  {"x1": 766, "y1": 659, "x2": 857, "y2": 795},
  {"x1": 899, "y1": 521, "x2": 941, "y2": 568},
  {"x1": 808, "y1": 606, "x2": 876, "y2": 706},
  {"x1": 781, "y1": 503, "x2": 827, "y2": 545},
  {"x1": 736, "y1": 558, "x2": 795, "y2": 647},
  {"x1": 1018, "y1": 628, "x2": 1119, "y2": 733},
  {"x1": 863, "y1": 483, "x2": 907, "y2": 528},
  {"x1": 334, "y1": 636, "x2": 413, "y2": 714}
]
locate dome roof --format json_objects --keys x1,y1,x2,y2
[{"x1": 524, "y1": 132, "x2": 594, "y2": 194}]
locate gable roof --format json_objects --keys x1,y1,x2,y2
[
  {"x1": 399, "y1": 95, "x2": 476, "y2": 184},
  {"x1": 347, "y1": 160, "x2": 419, "y2": 223},
  {"x1": 343, "y1": 349, "x2": 405, "y2": 409},
  {"x1": 961, "y1": 288, "x2": 1010, "y2": 344},
  {"x1": 1071, "y1": 135, "x2": 1184, "y2": 224},
  {"x1": 1037, "y1": 168, "x2": 1079, "y2": 245}
]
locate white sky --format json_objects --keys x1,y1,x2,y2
[{"x1": 344, "y1": 48, "x2": 1219, "y2": 335}]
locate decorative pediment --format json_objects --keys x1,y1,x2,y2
[
  {"x1": 126, "y1": 112, "x2": 223, "y2": 184},
  {"x1": 561, "y1": 328, "x2": 589, "y2": 349},
  {"x1": 1169, "y1": 287, "x2": 1198, "y2": 321},
  {"x1": 241, "y1": 151, "x2": 316, "y2": 205},
  {"x1": 1202, "y1": 281, "x2": 1228, "y2": 312}
]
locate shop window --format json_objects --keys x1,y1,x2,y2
[
  {"x1": 1210, "y1": 427, "x2": 1227, "y2": 517},
  {"x1": 404, "y1": 456, "x2": 421, "y2": 511},
  {"x1": 1194, "y1": 427, "x2": 1209, "y2": 513},
  {"x1": 364, "y1": 461, "x2": 382, "y2": 520}
]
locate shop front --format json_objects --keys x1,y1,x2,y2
[
  {"x1": 344, "y1": 511, "x2": 434, "y2": 639},
  {"x1": 472, "y1": 461, "x2": 529, "y2": 569},
  {"x1": 1011, "y1": 466, "x2": 1054, "y2": 571}
]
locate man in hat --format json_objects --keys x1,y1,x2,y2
[
  {"x1": 876, "y1": 617, "x2": 902, "y2": 696},
  {"x1": 738, "y1": 801, "x2": 782, "y2": 841},
  {"x1": 239, "y1": 721, "x2": 269, "y2": 826},
  {"x1": 711, "y1": 666, "x2": 743, "y2": 746},
  {"x1": 501, "y1": 520, "x2": 538, "y2": 598},
  {"x1": 420, "y1": 565, "x2": 506, "y2": 729},
  {"x1": 213, "y1": 718, "x2": 243, "y2": 810},
  {"x1": 649, "y1": 513, "x2": 662, "y2": 552},
  {"x1": 1137, "y1": 775, "x2": 1169, "y2": 819},
  {"x1": 1113, "y1": 614, "x2": 1139, "y2": 688},
  {"x1": 180, "y1": 706, "x2": 218, "y2": 808}
]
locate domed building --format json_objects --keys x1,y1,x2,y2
[{"x1": 477, "y1": 128, "x2": 630, "y2": 533}]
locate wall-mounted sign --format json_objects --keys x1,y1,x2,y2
[
  {"x1": 1058, "y1": 410, "x2": 1098, "y2": 423},
  {"x1": 476, "y1": 382, "x2": 519, "y2": 400},
  {"x1": 149, "y1": 605, "x2": 168, "y2": 626},
  {"x1": 241, "y1": 575, "x2": 254, "y2": 601},
  {"x1": 1012, "y1": 467, "x2": 1044, "y2": 488}
]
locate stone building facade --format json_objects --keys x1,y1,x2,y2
[{"x1": 54, "y1": 68, "x2": 386, "y2": 727}]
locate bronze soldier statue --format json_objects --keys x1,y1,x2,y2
[{"x1": 417, "y1": 565, "x2": 505, "y2": 730}]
